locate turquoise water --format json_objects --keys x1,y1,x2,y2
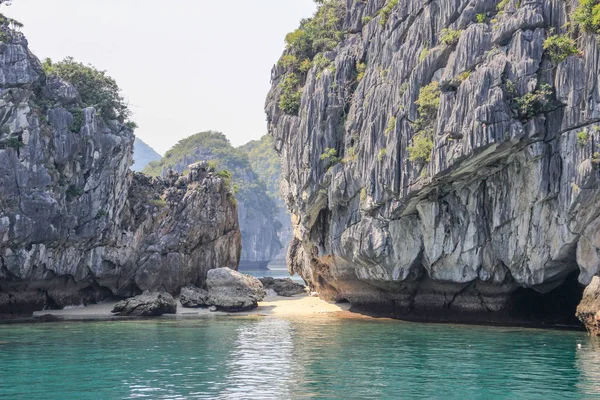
[
  {"x1": 243, "y1": 263, "x2": 304, "y2": 283},
  {"x1": 1, "y1": 317, "x2": 599, "y2": 399}
]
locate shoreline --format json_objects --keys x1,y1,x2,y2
[
  {"x1": 0, "y1": 294, "x2": 587, "y2": 332},
  {"x1": 1, "y1": 293, "x2": 351, "y2": 323}
]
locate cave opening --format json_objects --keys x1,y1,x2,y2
[{"x1": 509, "y1": 270, "x2": 584, "y2": 328}]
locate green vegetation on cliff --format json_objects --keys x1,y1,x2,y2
[
  {"x1": 144, "y1": 131, "x2": 276, "y2": 214},
  {"x1": 284, "y1": 0, "x2": 346, "y2": 61},
  {"x1": 543, "y1": 34, "x2": 579, "y2": 64},
  {"x1": 0, "y1": 1, "x2": 23, "y2": 41},
  {"x1": 408, "y1": 82, "x2": 440, "y2": 163},
  {"x1": 506, "y1": 82, "x2": 555, "y2": 120},
  {"x1": 574, "y1": 0, "x2": 600, "y2": 32},
  {"x1": 238, "y1": 135, "x2": 281, "y2": 200},
  {"x1": 42, "y1": 57, "x2": 131, "y2": 123},
  {"x1": 379, "y1": 0, "x2": 399, "y2": 26},
  {"x1": 278, "y1": 0, "x2": 346, "y2": 115},
  {"x1": 144, "y1": 131, "x2": 245, "y2": 176},
  {"x1": 439, "y1": 28, "x2": 462, "y2": 46}
]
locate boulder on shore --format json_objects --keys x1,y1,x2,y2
[
  {"x1": 577, "y1": 277, "x2": 600, "y2": 336},
  {"x1": 259, "y1": 277, "x2": 306, "y2": 297},
  {"x1": 207, "y1": 268, "x2": 265, "y2": 311},
  {"x1": 180, "y1": 285, "x2": 209, "y2": 308},
  {"x1": 112, "y1": 292, "x2": 177, "y2": 316}
]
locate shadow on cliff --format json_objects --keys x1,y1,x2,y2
[
  {"x1": 346, "y1": 271, "x2": 586, "y2": 330},
  {"x1": 509, "y1": 271, "x2": 584, "y2": 328}
]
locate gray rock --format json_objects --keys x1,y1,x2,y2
[
  {"x1": 0, "y1": 29, "x2": 242, "y2": 314},
  {"x1": 206, "y1": 268, "x2": 265, "y2": 311},
  {"x1": 111, "y1": 170, "x2": 241, "y2": 296},
  {"x1": 142, "y1": 132, "x2": 283, "y2": 270},
  {"x1": 180, "y1": 285, "x2": 209, "y2": 308},
  {"x1": 577, "y1": 277, "x2": 600, "y2": 336},
  {"x1": 259, "y1": 277, "x2": 306, "y2": 297},
  {"x1": 238, "y1": 134, "x2": 293, "y2": 269},
  {"x1": 265, "y1": 0, "x2": 600, "y2": 319},
  {"x1": 112, "y1": 292, "x2": 177, "y2": 317}
]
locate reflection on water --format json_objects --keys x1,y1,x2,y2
[
  {"x1": 221, "y1": 319, "x2": 294, "y2": 399},
  {"x1": 575, "y1": 339, "x2": 600, "y2": 396},
  {"x1": 0, "y1": 317, "x2": 598, "y2": 399}
]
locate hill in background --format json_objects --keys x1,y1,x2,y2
[
  {"x1": 143, "y1": 131, "x2": 288, "y2": 269},
  {"x1": 132, "y1": 138, "x2": 161, "y2": 172}
]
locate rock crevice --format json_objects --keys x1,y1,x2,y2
[
  {"x1": 0, "y1": 31, "x2": 241, "y2": 313},
  {"x1": 266, "y1": 0, "x2": 600, "y2": 327}
]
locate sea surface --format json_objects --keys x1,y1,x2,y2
[
  {"x1": 243, "y1": 262, "x2": 304, "y2": 283},
  {"x1": 0, "y1": 316, "x2": 599, "y2": 399}
]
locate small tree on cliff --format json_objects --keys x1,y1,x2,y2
[{"x1": 43, "y1": 57, "x2": 131, "y2": 122}]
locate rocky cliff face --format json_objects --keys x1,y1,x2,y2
[
  {"x1": 239, "y1": 134, "x2": 293, "y2": 263},
  {"x1": 100, "y1": 165, "x2": 241, "y2": 298},
  {"x1": 144, "y1": 132, "x2": 282, "y2": 270},
  {"x1": 266, "y1": 0, "x2": 600, "y2": 326},
  {"x1": 0, "y1": 27, "x2": 240, "y2": 313},
  {"x1": 577, "y1": 276, "x2": 600, "y2": 335}
]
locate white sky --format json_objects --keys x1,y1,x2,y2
[{"x1": 6, "y1": 0, "x2": 316, "y2": 154}]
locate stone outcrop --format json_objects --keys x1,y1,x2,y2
[
  {"x1": 259, "y1": 277, "x2": 306, "y2": 297},
  {"x1": 206, "y1": 267, "x2": 265, "y2": 311},
  {"x1": 0, "y1": 29, "x2": 241, "y2": 313},
  {"x1": 104, "y1": 164, "x2": 241, "y2": 297},
  {"x1": 576, "y1": 277, "x2": 600, "y2": 335},
  {"x1": 179, "y1": 285, "x2": 209, "y2": 308},
  {"x1": 144, "y1": 132, "x2": 282, "y2": 271},
  {"x1": 112, "y1": 291, "x2": 177, "y2": 317},
  {"x1": 239, "y1": 134, "x2": 293, "y2": 266},
  {"x1": 266, "y1": 0, "x2": 600, "y2": 324}
]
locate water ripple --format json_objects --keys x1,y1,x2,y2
[{"x1": 0, "y1": 317, "x2": 598, "y2": 399}]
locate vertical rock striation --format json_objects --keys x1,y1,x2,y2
[
  {"x1": 266, "y1": 0, "x2": 600, "y2": 326},
  {"x1": 101, "y1": 164, "x2": 241, "y2": 298},
  {"x1": 239, "y1": 134, "x2": 293, "y2": 263},
  {"x1": 144, "y1": 132, "x2": 282, "y2": 270},
  {"x1": 0, "y1": 27, "x2": 241, "y2": 313}
]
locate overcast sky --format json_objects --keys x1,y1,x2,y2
[{"x1": 6, "y1": 0, "x2": 316, "y2": 154}]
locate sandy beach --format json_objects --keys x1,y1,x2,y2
[{"x1": 30, "y1": 293, "x2": 352, "y2": 321}]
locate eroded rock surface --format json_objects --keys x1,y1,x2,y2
[
  {"x1": 112, "y1": 292, "x2": 177, "y2": 317},
  {"x1": 107, "y1": 164, "x2": 241, "y2": 297},
  {"x1": 0, "y1": 30, "x2": 241, "y2": 313},
  {"x1": 259, "y1": 277, "x2": 306, "y2": 297},
  {"x1": 143, "y1": 132, "x2": 282, "y2": 271},
  {"x1": 266, "y1": 0, "x2": 600, "y2": 322},
  {"x1": 577, "y1": 277, "x2": 600, "y2": 336},
  {"x1": 180, "y1": 285, "x2": 209, "y2": 308},
  {"x1": 206, "y1": 267, "x2": 265, "y2": 311}
]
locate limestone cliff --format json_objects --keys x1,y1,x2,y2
[
  {"x1": 239, "y1": 134, "x2": 293, "y2": 262},
  {"x1": 266, "y1": 0, "x2": 600, "y2": 326},
  {"x1": 577, "y1": 276, "x2": 600, "y2": 335},
  {"x1": 0, "y1": 26, "x2": 240, "y2": 313},
  {"x1": 144, "y1": 132, "x2": 282, "y2": 270}
]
